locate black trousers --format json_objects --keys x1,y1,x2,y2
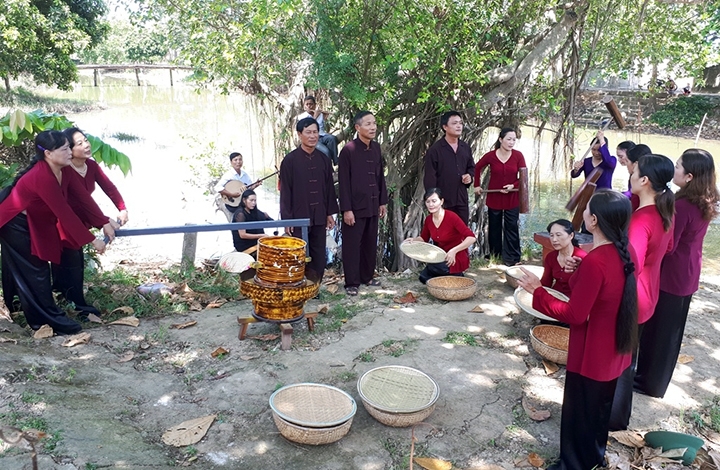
[
  {"x1": 291, "y1": 225, "x2": 327, "y2": 281},
  {"x1": 52, "y1": 247, "x2": 100, "y2": 316},
  {"x1": 0, "y1": 215, "x2": 82, "y2": 335},
  {"x1": 418, "y1": 262, "x2": 463, "y2": 284},
  {"x1": 487, "y1": 207, "x2": 521, "y2": 265},
  {"x1": 608, "y1": 324, "x2": 644, "y2": 431},
  {"x1": 446, "y1": 204, "x2": 469, "y2": 226},
  {"x1": 634, "y1": 290, "x2": 692, "y2": 398},
  {"x1": 341, "y1": 215, "x2": 378, "y2": 288},
  {"x1": 549, "y1": 371, "x2": 617, "y2": 470}
]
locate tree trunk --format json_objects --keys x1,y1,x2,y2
[{"x1": 3, "y1": 76, "x2": 9, "y2": 92}]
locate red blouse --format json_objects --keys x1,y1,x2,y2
[
  {"x1": 540, "y1": 246, "x2": 588, "y2": 297},
  {"x1": 474, "y1": 149, "x2": 527, "y2": 210},
  {"x1": 533, "y1": 244, "x2": 633, "y2": 382},
  {"x1": 629, "y1": 205, "x2": 674, "y2": 324},
  {"x1": 70, "y1": 159, "x2": 127, "y2": 211},
  {"x1": 420, "y1": 209, "x2": 475, "y2": 274},
  {"x1": 0, "y1": 161, "x2": 109, "y2": 264}
]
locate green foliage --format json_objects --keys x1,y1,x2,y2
[
  {"x1": 78, "y1": 20, "x2": 170, "y2": 64},
  {"x1": 649, "y1": 96, "x2": 717, "y2": 129},
  {"x1": 0, "y1": 109, "x2": 132, "y2": 177},
  {"x1": 0, "y1": 0, "x2": 108, "y2": 90},
  {"x1": 443, "y1": 331, "x2": 478, "y2": 346}
]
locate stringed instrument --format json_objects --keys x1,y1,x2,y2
[{"x1": 221, "y1": 170, "x2": 279, "y2": 207}]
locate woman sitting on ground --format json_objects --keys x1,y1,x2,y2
[
  {"x1": 540, "y1": 219, "x2": 587, "y2": 297},
  {"x1": 232, "y1": 189, "x2": 273, "y2": 255},
  {"x1": 404, "y1": 188, "x2": 476, "y2": 284}
]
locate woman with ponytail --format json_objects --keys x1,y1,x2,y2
[
  {"x1": 0, "y1": 131, "x2": 115, "y2": 335},
  {"x1": 474, "y1": 127, "x2": 526, "y2": 265},
  {"x1": 518, "y1": 190, "x2": 637, "y2": 470},
  {"x1": 609, "y1": 153, "x2": 675, "y2": 431},
  {"x1": 635, "y1": 149, "x2": 719, "y2": 398}
]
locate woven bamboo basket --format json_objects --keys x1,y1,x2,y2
[
  {"x1": 426, "y1": 276, "x2": 477, "y2": 301},
  {"x1": 530, "y1": 325, "x2": 569, "y2": 365},
  {"x1": 256, "y1": 236, "x2": 307, "y2": 285},
  {"x1": 505, "y1": 265, "x2": 544, "y2": 289},
  {"x1": 272, "y1": 413, "x2": 353, "y2": 445},
  {"x1": 358, "y1": 366, "x2": 439, "y2": 427}
]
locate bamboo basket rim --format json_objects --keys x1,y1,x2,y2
[
  {"x1": 530, "y1": 325, "x2": 569, "y2": 365},
  {"x1": 426, "y1": 276, "x2": 477, "y2": 301},
  {"x1": 357, "y1": 366, "x2": 439, "y2": 413},
  {"x1": 514, "y1": 286, "x2": 567, "y2": 322},
  {"x1": 361, "y1": 399, "x2": 436, "y2": 427},
  {"x1": 269, "y1": 383, "x2": 357, "y2": 427},
  {"x1": 272, "y1": 412, "x2": 353, "y2": 445},
  {"x1": 505, "y1": 265, "x2": 544, "y2": 280},
  {"x1": 400, "y1": 241, "x2": 447, "y2": 263},
  {"x1": 258, "y1": 235, "x2": 306, "y2": 250}
]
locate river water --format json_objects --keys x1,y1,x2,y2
[{"x1": 31, "y1": 71, "x2": 720, "y2": 269}]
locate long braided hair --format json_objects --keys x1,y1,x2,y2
[{"x1": 588, "y1": 190, "x2": 638, "y2": 354}]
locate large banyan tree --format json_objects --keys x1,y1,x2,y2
[{"x1": 129, "y1": 0, "x2": 718, "y2": 269}]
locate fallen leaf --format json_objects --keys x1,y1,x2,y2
[
  {"x1": 0, "y1": 304, "x2": 12, "y2": 323},
  {"x1": 609, "y1": 430, "x2": 645, "y2": 448},
  {"x1": 326, "y1": 284, "x2": 339, "y2": 294},
  {"x1": 413, "y1": 457, "x2": 452, "y2": 470},
  {"x1": 161, "y1": 414, "x2": 216, "y2": 447},
  {"x1": 678, "y1": 354, "x2": 694, "y2": 364},
  {"x1": 117, "y1": 351, "x2": 135, "y2": 363},
  {"x1": 181, "y1": 283, "x2": 194, "y2": 294},
  {"x1": 486, "y1": 293, "x2": 494, "y2": 299},
  {"x1": 211, "y1": 347, "x2": 229, "y2": 358},
  {"x1": 317, "y1": 304, "x2": 329, "y2": 314},
  {"x1": 709, "y1": 449, "x2": 720, "y2": 468},
  {"x1": 111, "y1": 306, "x2": 135, "y2": 315},
  {"x1": 248, "y1": 334, "x2": 279, "y2": 341},
  {"x1": 522, "y1": 396, "x2": 551, "y2": 422},
  {"x1": 240, "y1": 355, "x2": 260, "y2": 361},
  {"x1": 171, "y1": 321, "x2": 197, "y2": 330},
  {"x1": 658, "y1": 447, "x2": 687, "y2": 459},
  {"x1": 205, "y1": 302, "x2": 225, "y2": 309},
  {"x1": 109, "y1": 316, "x2": 140, "y2": 327},
  {"x1": 468, "y1": 305, "x2": 484, "y2": 313},
  {"x1": 542, "y1": 359, "x2": 559, "y2": 375},
  {"x1": 527, "y1": 452, "x2": 545, "y2": 468},
  {"x1": 86, "y1": 313, "x2": 103, "y2": 324},
  {"x1": 188, "y1": 302, "x2": 203, "y2": 312},
  {"x1": 62, "y1": 332, "x2": 91, "y2": 347},
  {"x1": 0, "y1": 337, "x2": 18, "y2": 344},
  {"x1": 33, "y1": 325, "x2": 54, "y2": 339},
  {"x1": 394, "y1": 291, "x2": 417, "y2": 304}
]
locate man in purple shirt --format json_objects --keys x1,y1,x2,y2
[
  {"x1": 338, "y1": 111, "x2": 388, "y2": 296},
  {"x1": 423, "y1": 111, "x2": 475, "y2": 224},
  {"x1": 570, "y1": 130, "x2": 617, "y2": 190},
  {"x1": 280, "y1": 117, "x2": 339, "y2": 280}
]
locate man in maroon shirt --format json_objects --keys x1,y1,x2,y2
[
  {"x1": 280, "y1": 117, "x2": 339, "y2": 280},
  {"x1": 338, "y1": 111, "x2": 388, "y2": 296},
  {"x1": 423, "y1": 111, "x2": 475, "y2": 224}
]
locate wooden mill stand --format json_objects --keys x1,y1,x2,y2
[{"x1": 237, "y1": 312, "x2": 318, "y2": 351}]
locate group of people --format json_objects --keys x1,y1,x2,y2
[
  {"x1": 0, "y1": 129, "x2": 128, "y2": 335},
  {"x1": 517, "y1": 142, "x2": 719, "y2": 469}
]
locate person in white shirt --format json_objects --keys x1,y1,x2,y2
[{"x1": 215, "y1": 152, "x2": 256, "y2": 218}]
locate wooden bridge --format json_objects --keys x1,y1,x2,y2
[{"x1": 76, "y1": 64, "x2": 194, "y2": 87}]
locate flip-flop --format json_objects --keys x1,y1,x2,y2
[{"x1": 345, "y1": 287, "x2": 359, "y2": 296}]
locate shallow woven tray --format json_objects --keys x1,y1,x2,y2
[
  {"x1": 505, "y1": 265, "x2": 544, "y2": 289},
  {"x1": 269, "y1": 383, "x2": 356, "y2": 428},
  {"x1": 272, "y1": 413, "x2": 353, "y2": 445},
  {"x1": 358, "y1": 366, "x2": 439, "y2": 413},
  {"x1": 426, "y1": 276, "x2": 477, "y2": 301},
  {"x1": 218, "y1": 252, "x2": 254, "y2": 274},
  {"x1": 530, "y1": 325, "x2": 569, "y2": 365},
  {"x1": 361, "y1": 400, "x2": 436, "y2": 428},
  {"x1": 400, "y1": 241, "x2": 447, "y2": 263},
  {"x1": 514, "y1": 287, "x2": 568, "y2": 322}
]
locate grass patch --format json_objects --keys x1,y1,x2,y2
[
  {"x1": 336, "y1": 371, "x2": 358, "y2": 382},
  {"x1": 443, "y1": 331, "x2": 478, "y2": 346},
  {"x1": 0, "y1": 87, "x2": 97, "y2": 113},
  {"x1": 312, "y1": 302, "x2": 363, "y2": 334},
  {"x1": 684, "y1": 395, "x2": 720, "y2": 432},
  {"x1": 110, "y1": 132, "x2": 140, "y2": 142}
]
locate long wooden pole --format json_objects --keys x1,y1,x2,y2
[{"x1": 695, "y1": 113, "x2": 707, "y2": 146}]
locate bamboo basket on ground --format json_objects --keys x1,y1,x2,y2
[
  {"x1": 357, "y1": 366, "x2": 439, "y2": 427},
  {"x1": 269, "y1": 383, "x2": 356, "y2": 445},
  {"x1": 426, "y1": 276, "x2": 477, "y2": 301},
  {"x1": 530, "y1": 325, "x2": 569, "y2": 365}
]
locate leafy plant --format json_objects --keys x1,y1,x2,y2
[
  {"x1": 649, "y1": 96, "x2": 717, "y2": 129},
  {"x1": 443, "y1": 331, "x2": 478, "y2": 346}
]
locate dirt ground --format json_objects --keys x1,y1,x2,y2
[{"x1": 1, "y1": 265, "x2": 720, "y2": 470}]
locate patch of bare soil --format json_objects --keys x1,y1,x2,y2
[{"x1": 1, "y1": 265, "x2": 720, "y2": 470}]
